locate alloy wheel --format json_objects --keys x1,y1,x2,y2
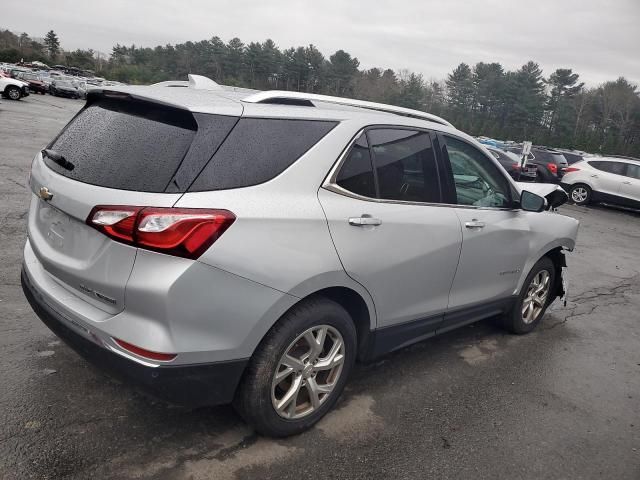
[
  {"x1": 522, "y1": 270, "x2": 551, "y2": 324},
  {"x1": 571, "y1": 187, "x2": 588, "y2": 203},
  {"x1": 271, "y1": 325, "x2": 345, "y2": 419},
  {"x1": 8, "y1": 88, "x2": 20, "y2": 100}
]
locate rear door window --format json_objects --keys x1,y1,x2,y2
[
  {"x1": 189, "y1": 118, "x2": 337, "y2": 191},
  {"x1": 46, "y1": 99, "x2": 197, "y2": 192},
  {"x1": 368, "y1": 128, "x2": 441, "y2": 203}
]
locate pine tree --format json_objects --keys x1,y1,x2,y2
[{"x1": 44, "y1": 30, "x2": 60, "y2": 59}]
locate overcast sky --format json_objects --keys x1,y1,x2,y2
[{"x1": 3, "y1": 0, "x2": 639, "y2": 86}]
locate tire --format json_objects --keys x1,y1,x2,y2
[
  {"x1": 234, "y1": 297, "x2": 357, "y2": 437},
  {"x1": 569, "y1": 184, "x2": 592, "y2": 205},
  {"x1": 502, "y1": 257, "x2": 556, "y2": 334},
  {"x1": 5, "y1": 86, "x2": 21, "y2": 100}
]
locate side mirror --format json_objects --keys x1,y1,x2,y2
[{"x1": 520, "y1": 190, "x2": 545, "y2": 212}]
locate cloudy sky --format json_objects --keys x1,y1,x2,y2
[{"x1": 4, "y1": 0, "x2": 639, "y2": 86}]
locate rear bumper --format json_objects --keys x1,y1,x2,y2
[{"x1": 21, "y1": 267, "x2": 247, "y2": 407}]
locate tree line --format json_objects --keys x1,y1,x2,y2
[{"x1": 1, "y1": 29, "x2": 638, "y2": 156}]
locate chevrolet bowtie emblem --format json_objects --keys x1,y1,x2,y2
[{"x1": 39, "y1": 186, "x2": 53, "y2": 201}]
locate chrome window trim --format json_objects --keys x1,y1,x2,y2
[{"x1": 322, "y1": 127, "x2": 520, "y2": 212}]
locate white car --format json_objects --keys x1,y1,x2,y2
[
  {"x1": 561, "y1": 157, "x2": 640, "y2": 209},
  {"x1": 0, "y1": 76, "x2": 29, "y2": 100}
]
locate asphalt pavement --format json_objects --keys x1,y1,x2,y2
[{"x1": 1, "y1": 94, "x2": 639, "y2": 480}]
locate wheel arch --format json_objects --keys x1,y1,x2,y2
[
  {"x1": 305, "y1": 286, "x2": 374, "y2": 361},
  {"x1": 254, "y1": 283, "x2": 376, "y2": 363},
  {"x1": 517, "y1": 245, "x2": 568, "y2": 302}
]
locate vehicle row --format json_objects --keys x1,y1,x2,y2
[
  {"x1": 477, "y1": 138, "x2": 639, "y2": 210},
  {"x1": 0, "y1": 62, "x2": 124, "y2": 101}
]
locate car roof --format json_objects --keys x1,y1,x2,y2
[
  {"x1": 584, "y1": 156, "x2": 640, "y2": 166},
  {"x1": 87, "y1": 81, "x2": 471, "y2": 145}
]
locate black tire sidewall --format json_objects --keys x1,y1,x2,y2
[
  {"x1": 234, "y1": 298, "x2": 357, "y2": 437},
  {"x1": 7, "y1": 86, "x2": 20, "y2": 100},
  {"x1": 509, "y1": 257, "x2": 556, "y2": 334}
]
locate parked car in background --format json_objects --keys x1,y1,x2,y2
[
  {"x1": 16, "y1": 72, "x2": 47, "y2": 94},
  {"x1": 486, "y1": 146, "x2": 537, "y2": 181},
  {"x1": 556, "y1": 149, "x2": 585, "y2": 165},
  {"x1": 74, "y1": 80, "x2": 89, "y2": 99},
  {"x1": 49, "y1": 79, "x2": 81, "y2": 98},
  {"x1": 22, "y1": 76, "x2": 577, "y2": 437},
  {"x1": 9, "y1": 67, "x2": 30, "y2": 79},
  {"x1": 1, "y1": 76, "x2": 29, "y2": 100},
  {"x1": 507, "y1": 147, "x2": 569, "y2": 183},
  {"x1": 561, "y1": 157, "x2": 640, "y2": 209}
]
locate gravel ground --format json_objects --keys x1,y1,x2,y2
[{"x1": 1, "y1": 94, "x2": 639, "y2": 480}]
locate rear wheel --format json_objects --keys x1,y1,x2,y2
[
  {"x1": 502, "y1": 257, "x2": 556, "y2": 334},
  {"x1": 234, "y1": 297, "x2": 356, "y2": 437},
  {"x1": 5, "y1": 86, "x2": 21, "y2": 100},
  {"x1": 569, "y1": 184, "x2": 591, "y2": 205}
]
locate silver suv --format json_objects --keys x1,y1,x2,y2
[{"x1": 22, "y1": 75, "x2": 579, "y2": 437}]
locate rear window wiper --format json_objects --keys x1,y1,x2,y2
[{"x1": 42, "y1": 149, "x2": 74, "y2": 171}]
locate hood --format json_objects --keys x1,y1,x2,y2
[
  {"x1": 2, "y1": 77, "x2": 28, "y2": 87},
  {"x1": 516, "y1": 182, "x2": 568, "y2": 210}
]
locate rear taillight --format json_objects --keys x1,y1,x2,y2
[
  {"x1": 563, "y1": 167, "x2": 580, "y2": 173},
  {"x1": 86, "y1": 206, "x2": 235, "y2": 259},
  {"x1": 547, "y1": 163, "x2": 558, "y2": 175}
]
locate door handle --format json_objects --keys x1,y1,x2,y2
[
  {"x1": 348, "y1": 216, "x2": 382, "y2": 226},
  {"x1": 590, "y1": 174, "x2": 598, "y2": 178},
  {"x1": 622, "y1": 181, "x2": 632, "y2": 185},
  {"x1": 465, "y1": 220, "x2": 485, "y2": 229}
]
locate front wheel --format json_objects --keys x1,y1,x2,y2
[
  {"x1": 569, "y1": 184, "x2": 591, "y2": 205},
  {"x1": 502, "y1": 257, "x2": 556, "y2": 334},
  {"x1": 234, "y1": 297, "x2": 357, "y2": 437},
  {"x1": 5, "y1": 86, "x2": 21, "y2": 100}
]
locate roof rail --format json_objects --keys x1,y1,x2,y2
[
  {"x1": 242, "y1": 91, "x2": 453, "y2": 127},
  {"x1": 150, "y1": 80, "x2": 189, "y2": 87}
]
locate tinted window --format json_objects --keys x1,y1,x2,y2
[
  {"x1": 589, "y1": 161, "x2": 626, "y2": 175},
  {"x1": 47, "y1": 99, "x2": 197, "y2": 192},
  {"x1": 625, "y1": 163, "x2": 640, "y2": 180},
  {"x1": 190, "y1": 118, "x2": 336, "y2": 191},
  {"x1": 562, "y1": 152, "x2": 583, "y2": 164},
  {"x1": 368, "y1": 129, "x2": 441, "y2": 203},
  {"x1": 444, "y1": 136, "x2": 511, "y2": 208},
  {"x1": 335, "y1": 133, "x2": 375, "y2": 198}
]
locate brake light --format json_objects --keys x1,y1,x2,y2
[
  {"x1": 87, "y1": 206, "x2": 235, "y2": 259},
  {"x1": 563, "y1": 167, "x2": 580, "y2": 173},
  {"x1": 114, "y1": 338, "x2": 177, "y2": 361},
  {"x1": 547, "y1": 163, "x2": 558, "y2": 174}
]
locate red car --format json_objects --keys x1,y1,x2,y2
[{"x1": 16, "y1": 72, "x2": 47, "y2": 94}]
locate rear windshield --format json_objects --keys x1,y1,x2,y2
[{"x1": 46, "y1": 99, "x2": 197, "y2": 192}]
